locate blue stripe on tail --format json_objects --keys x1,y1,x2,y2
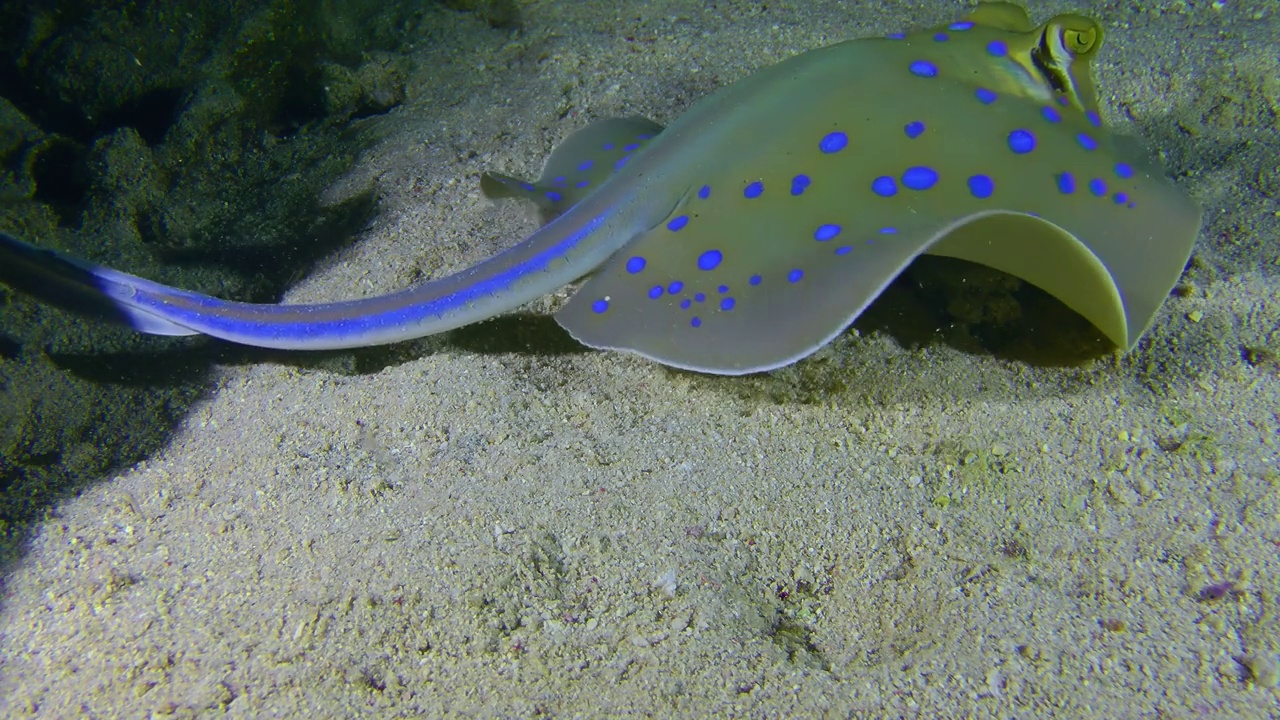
[{"x1": 0, "y1": 232, "x2": 198, "y2": 336}]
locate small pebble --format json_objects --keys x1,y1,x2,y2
[{"x1": 1242, "y1": 654, "x2": 1279, "y2": 688}]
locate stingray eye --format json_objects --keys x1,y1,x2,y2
[{"x1": 1061, "y1": 27, "x2": 1097, "y2": 54}]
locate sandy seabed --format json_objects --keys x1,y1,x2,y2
[{"x1": 2, "y1": 1, "x2": 1278, "y2": 716}]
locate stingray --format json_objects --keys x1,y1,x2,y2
[{"x1": 0, "y1": 2, "x2": 1200, "y2": 375}]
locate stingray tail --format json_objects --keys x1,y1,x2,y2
[{"x1": 0, "y1": 232, "x2": 199, "y2": 336}]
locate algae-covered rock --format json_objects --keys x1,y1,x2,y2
[{"x1": 440, "y1": 0, "x2": 522, "y2": 28}]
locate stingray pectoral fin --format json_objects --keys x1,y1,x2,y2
[
  {"x1": 927, "y1": 212, "x2": 1128, "y2": 348},
  {"x1": 0, "y1": 232, "x2": 198, "y2": 336},
  {"x1": 481, "y1": 116, "x2": 665, "y2": 221},
  {"x1": 930, "y1": 162, "x2": 1200, "y2": 352},
  {"x1": 555, "y1": 206, "x2": 954, "y2": 375},
  {"x1": 964, "y1": 1, "x2": 1036, "y2": 32},
  {"x1": 1062, "y1": 168, "x2": 1201, "y2": 349},
  {"x1": 479, "y1": 172, "x2": 532, "y2": 200},
  {"x1": 531, "y1": 116, "x2": 664, "y2": 200}
]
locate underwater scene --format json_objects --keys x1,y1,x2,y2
[{"x1": 0, "y1": 0, "x2": 1276, "y2": 715}]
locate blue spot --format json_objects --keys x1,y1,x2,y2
[
  {"x1": 904, "y1": 121, "x2": 926, "y2": 138},
  {"x1": 975, "y1": 88, "x2": 997, "y2": 104},
  {"x1": 720, "y1": 297, "x2": 736, "y2": 311},
  {"x1": 879, "y1": 226, "x2": 898, "y2": 234},
  {"x1": 933, "y1": 32, "x2": 949, "y2": 42},
  {"x1": 1056, "y1": 172, "x2": 1076, "y2": 195},
  {"x1": 1089, "y1": 178, "x2": 1107, "y2": 197},
  {"x1": 680, "y1": 299, "x2": 691, "y2": 310},
  {"x1": 909, "y1": 60, "x2": 938, "y2": 78},
  {"x1": 902, "y1": 166, "x2": 939, "y2": 191},
  {"x1": 986, "y1": 40, "x2": 1008, "y2": 57},
  {"x1": 872, "y1": 176, "x2": 898, "y2": 197},
  {"x1": 698, "y1": 184, "x2": 711, "y2": 199},
  {"x1": 691, "y1": 317, "x2": 702, "y2": 328},
  {"x1": 1086, "y1": 110, "x2": 1102, "y2": 128},
  {"x1": 791, "y1": 174, "x2": 811, "y2": 196},
  {"x1": 744, "y1": 181, "x2": 764, "y2": 199},
  {"x1": 697, "y1": 250, "x2": 723, "y2": 271},
  {"x1": 1077, "y1": 133, "x2": 1098, "y2": 151},
  {"x1": 787, "y1": 268, "x2": 804, "y2": 283},
  {"x1": 717, "y1": 285, "x2": 729, "y2": 294},
  {"x1": 636, "y1": 133, "x2": 654, "y2": 140},
  {"x1": 814, "y1": 224, "x2": 842, "y2": 241},
  {"x1": 648, "y1": 285, "x2": 663, "y2": 299},
  {"x1": 591, "y1": 299, "x2": 608, "y2": 314},
  {"x1": 614, "y1": 156, "x2": 629, "y2": 170},
  {"x1": 624, "y1": 143, "x2": 640, "y2": 152},
  {"x1": 887, "y1": 32, "x2": 906, "y2": 39},
  {"x1": 625, "y1": 256, "x2": 646, "y2": 274},
  {"x1": 967, "y1": 174, "x2": 994, "y2": 199},
  {"x1": 546, "y1": 191, "x2": 563, "y2": 202},
  {"x1": 1057, "y1": 95, "x2": 1070, "y2": 106},
  {"x1": 1007, "y1": 129, "x2": 1036, "y2": 154},
  {"x1": 835, "y1": 246, "x2": 852, "y2": 256},
  {"x1": 520, "y1": 182, "x2": 536, "y2": 192},
  {"x1": 575, "y1": 180, "x2": 591, "y2": 188},
  {"x1": 1113, "y1": 192, "x2": 1129, "y2": 205},
  {"x1": 553, "y1": 176, "x2": 567, "y2": 186},
  {"x1": 603, "y1": 143, "x2": 615, "y2": 151},
  {"x1": 1041, "y1": 106, "x2": 1062, "y2": 123},
  {"x1": 748, "y1": 274, "x2": 762, "y2": 286},
  {"x1": 668, "y1": 280, "x2": 684, "y2": 294},
  {"x1": 950, "y1": 20, "x2": 975, "y2": 31},
  {"x1": 1115, "y1": 163, "x2": 1134, "y2": 179},
  {"x1": 819, "y1": 131, "x2": 848, "y2": 154},
  {"x1": 667, "y1": 215, "x2": 689, "y2": 232},
  {"x1": 694, "y1": 292, "x2": 706, "y2": 303}
]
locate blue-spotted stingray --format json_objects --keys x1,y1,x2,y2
[{"x1": 0, "y1": 3, "x2": 1200, "y2": 375}]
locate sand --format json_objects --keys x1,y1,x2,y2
[{"x1": 1, "y1": 0, "x2": 1278, "y2": 716}]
